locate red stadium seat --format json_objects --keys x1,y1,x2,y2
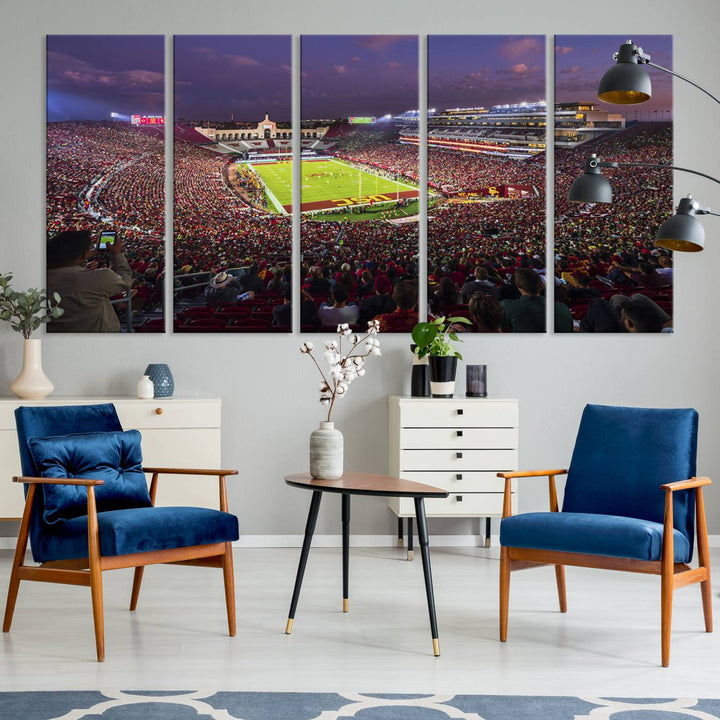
[{"x1": 214, "y1": 306, "x2": 252, "y2": 320}]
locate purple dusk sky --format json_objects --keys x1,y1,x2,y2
[
  {"x1": 174, "y1": 36, "x2": 291, "y2": 123},
  {"x1": 428, "y1": 36, "x2": 546, "y2": 111},
  {"x1": 301, "y1": 35, "x2": 418, "y2": 119},
  {"x1": 555, "y1": 35, "x2": 673, "y2": 116},
  {"x1": 47, "y1": 36, "x2": 164, "y2": 122}
]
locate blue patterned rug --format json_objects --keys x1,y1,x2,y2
[{"x1": 2, "y1": 692, "x2": 720, "y2": 720}]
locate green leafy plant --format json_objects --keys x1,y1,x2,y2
[
  {"x1": 411, "y1": 316, "x2": 471, "y2": 360},
  {"x1": 0, "y1": 273, "x2": 63, "y2": 339}
]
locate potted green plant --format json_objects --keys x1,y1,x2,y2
[
  {"x1": 411, "y1": 315, "x2": 470, "y2": 397},
  {"x1": 0, "y1": 273, "x2": 63, "y2": 399}
]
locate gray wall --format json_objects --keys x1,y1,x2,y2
[{"x1": 1, "y1": 0, "x2": 719, "y2": 537}]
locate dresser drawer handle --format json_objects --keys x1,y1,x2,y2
[
  {"x1": 456, "y1": 473, "x2": 463, "y2": 481},
  {"x1": 457, "y1": 408, "x2": 464, "y2": 416},
  {"x1": 456, "y1": 430, "x2": 463, "y2": 437},
  {"x1": 455, "y1": 495, "x2": 463, "y2": 502},
  {"x1": 456, "y1": 452, "x2": 463, "y2": 459},
  {"x1": 155, "y1": 408, "x2": 163, "y2": 415}
]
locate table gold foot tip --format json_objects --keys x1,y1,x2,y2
[
  {"x1": 432, "y1": 638, "x2": 440, "y2": 656},
  {"x1": 407, "y1": 551, "x2": 414, "y2": 561},
  {"x1": 343, "y1": 598, "x2": 349, "y2": 612},
  {"x1": 285, "y1": 618, "x2": 294, "y2": 634}
]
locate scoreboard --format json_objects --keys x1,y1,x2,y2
[
  {"x1": 348, "y1": 117, "x2": 376, "y2": 124},
  {"x1": 131, "y1": 115, "x2": 165, "y2": 126}
]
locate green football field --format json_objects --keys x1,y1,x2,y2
[{"x1": 247, "y1": 158, "x2": 419, "y2": 215}]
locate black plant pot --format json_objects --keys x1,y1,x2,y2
[{"x1": 428, "y1": 355, "x2": 458, "y2": 398}]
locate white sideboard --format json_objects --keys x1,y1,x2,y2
[
  {"x1": 0, "y1": 396, "x2": 222, "y2": 519},
  {"x1": 388, "y1": 395, "x2": 519, "y2": 547}
]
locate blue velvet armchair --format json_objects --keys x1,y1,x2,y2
[
  {"x1": 498, "y1": 404, "x2": 712, "y2": 667},
  {"x1": 3, "y1": 403, "x2": 239, "y2": 661}
]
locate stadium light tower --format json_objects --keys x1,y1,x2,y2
[
  {"x1": 568, "y1": 155, "x2": 720, "y2": 251},
  {"x1": 597, "y1": 40, "x2": 720, "y2": 106}
]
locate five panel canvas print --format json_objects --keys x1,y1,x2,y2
[{"x1": 43, "y1": 35, "x2": 674, "y2": 334}]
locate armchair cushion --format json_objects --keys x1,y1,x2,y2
[
  {"x1": 500, "y1": 511, "x2": 691, "y2": 563},
  {"x1": 34, "y1": 506, "x2": 240, "y2": 563},
  {"x1": 28, "y1": 430, "x2": 152, "y2": 525}
]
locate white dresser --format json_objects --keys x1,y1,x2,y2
[
  {"x1": 0, "y1": 396, "x2": 222, "y2": 519},
  {"x1": 388, "y1": 395, "x2": 519, "y2": 550}
]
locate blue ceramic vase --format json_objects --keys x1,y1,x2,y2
[{"x1": 144, "y1": 363, "x2": 174, "y2": 398}]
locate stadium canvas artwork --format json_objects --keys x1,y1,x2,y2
[
  {"x1": 427, "y1": 35, "x2": 548, "y2": 333},
  {"x1": 173, "y1": 35, "x2": 292, "y2": 333},
  {"x1": 300, "y1": 35, "x2": 420, "y2": 333},
  {"x1": 46, "y1": 35, "x2": 165, "y2": 333},
  {"x1": 554, "y1": 35, "x2": 673, "y2": 333}
]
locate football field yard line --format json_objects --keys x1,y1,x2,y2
[{"x1": 249, "y1": 163, "x2": 288, "y2": 214}]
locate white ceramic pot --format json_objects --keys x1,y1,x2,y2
[
  {"x1": 136, "y1": 375, "x2": 154, "y2": 399},
  {"x1": 10, "y1": 338, "x2": 54, "y2": 400},
  {"x1": 309, "y1": 421, "x2": 344, "y2": 480}
]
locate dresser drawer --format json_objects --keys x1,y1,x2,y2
[
  {"x1": 114, "y1": 399, "x2": 220, "y2": 430},
  {"x1": 397, "y1": 399, "x2": 518, "y2": 429},
  {"x1": 401, "y1": 427, "x2": 517, "y2": 450},
  {"x1": 397, "y1": 470, "x2": 506, "y2": 493},
  {"x1": 399, "y1": 448, "x2": 517, "y2": 472},
  {"x1": 390, "y1": 492, "x2": 512, "y2": 517}
]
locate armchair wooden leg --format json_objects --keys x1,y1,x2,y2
[
  {"x1": 555, "y1": 565, "x2": 567, "y2": 613},
  {"x1": 130, "y1": 567, "x2": 144, "y2": 611},
  {"x1": 4, "y1": 485, "x2": 35, "y2": 633},
  {"x1": 696, "y1": 487, "x2": 713, "y2": 633},
  {"x1": 222, "y1": 542, "x2": 236, "y2": 637},
  {"x1": 90, "y1": 572, "x2": 105, "y2": 663},
  {"x1": 87, "y1": 489, "x2": 105, "y2": 662},
  {"x1": 499, "y1": 546, "x2": 510, "y2": 642},
  {"x1": 660, "y1": 565, "x2": 672, "y2": 668}
]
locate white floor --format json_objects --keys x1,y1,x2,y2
[{"x1": 0, "y1": 546, "x2": 718, "y2": 697}]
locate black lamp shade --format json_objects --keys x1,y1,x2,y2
[
  {"x1": 655, "y1": 213, "x2": 706, "y2": 252},
  {"x1": 598, "y1": 62, "x2": 652, "y2": 104},
  {"x1": 568, "y1": 171, "x2": 613, "y2": 203}
]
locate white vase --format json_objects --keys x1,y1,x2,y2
[
  {"x1": 10, "y1": 338, "x2": 54, "y2": 400},
  {"x1": 309, "y1": 421, "x2": 344, "y2": 480},
  {"x1": 136, "y1": 375, "x2": 154, "y2": 399}
]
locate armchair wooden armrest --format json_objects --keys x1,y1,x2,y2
[
  {"x1": 661, "y1": 476, "x2": 711, "y2": 492},
  {"x1": 142, "y1": 468, "x2": 238, "y2": 512},
  {"x1": 13, "y1": 476, "x2": 104, "y2": 486},
  {"x1": 142, "y1": 467, "x2": 238, "y2": 477},
  {"x1": 498, "y1": 469, "x2": 568, "y2": 518},
  {"x1": 497, "y1": 469, "x2": 568, "y2": 479}
]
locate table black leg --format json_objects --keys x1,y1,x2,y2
[
  {"x1": 485, "y1": 517, "x2": 492, "y2": 548},
  {"x1": 414, "y1": 496, "x2": 440, "y2": 656},
  {"x1": 342, "y1": 493, "x2": 350, "y2": 612},
  {"x1": 407, "y1": 517, "x2": 414, "y2": 561},
  {"x1": 397, "y1": 517, "x2": 404, "y2": 548},
  {"x1": 286, "y1": 490, "x2": 323, "y2": 634}
]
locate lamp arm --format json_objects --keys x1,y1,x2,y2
[
  {"x1": 645, "y1": 61, "x2": 720, "y2": 106},
  {"x1": 599, "y1": 161, "x2": 720, "y2": 187}
]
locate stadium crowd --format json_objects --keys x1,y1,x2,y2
[{"x1": 45, "y1": 118, "x2": 673, "y2": 333}]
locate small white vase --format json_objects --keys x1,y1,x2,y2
[
  {"x1": 136, "y1": 375, "x2": 154, "y2": 399},
  {"x1": 10, "y1": 338, "x2": 54, "y2": 400},
  {"x1": 309, "y1": 421, "x2": 344, "y2": 480}
]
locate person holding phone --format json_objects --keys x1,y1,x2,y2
[{"x1": 46, "y1": 228, "x2": 132, "y2": 332}]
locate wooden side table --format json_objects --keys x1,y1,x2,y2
[{"x1": 284, "y1": 471, "x2": 449, "y2": 656}]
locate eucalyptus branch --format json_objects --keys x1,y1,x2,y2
[{"x1": 0, "y1": 273, "x2": 64, "y2": 339}]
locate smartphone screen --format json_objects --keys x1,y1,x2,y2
[{"x1": 98, "y1": 230, "x2": 116, "y2": 250}]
